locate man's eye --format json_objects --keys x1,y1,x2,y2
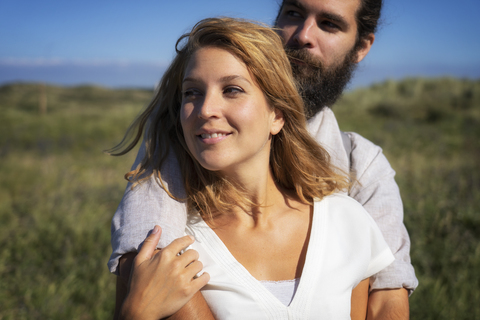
[{"x1": 322, "y1": 21, "x2": 340, "y2": 30}]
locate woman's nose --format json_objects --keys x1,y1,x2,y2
[{"x1": 197, "y1": 92, "x2": 221, "y2": 119}]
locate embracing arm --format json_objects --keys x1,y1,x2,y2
[
  {"x1": 367, "y1": 288, "x2": 409, "y2": 320},
  {"x1": 109, "y1": 146, "x2": 214, "y2": 319},
  {"x1": 347, "y1": 133, "x2": 417, "y2": 318},
  {"x1": 350, "y1": 281, "x2": 409, "y2": 320},
  {"x1": 108, "y1": 142, "x2": 188, "y2": 276},
  {"x1": 351, "y1": 279, "x2": 369, "y2": 320}
]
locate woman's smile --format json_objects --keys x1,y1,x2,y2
[{"x1": 198, "y1": 131, "x2": 231, "y2": 144}]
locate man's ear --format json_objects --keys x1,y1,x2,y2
[
  {"x1": 355, "y1": 33, "x2": 375, "y2": 63},
  {"x1": 270, "y1": 108, "x2": 285, "y2": 135}
]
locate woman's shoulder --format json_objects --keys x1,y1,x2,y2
[
  {"x1": 315, "y1": 192, "x2": 365, "y2": 211},
  {"x1": 313, "y1": 193, "x2": 376, "y2": 227}
]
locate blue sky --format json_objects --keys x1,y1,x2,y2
[{"x1": 1, "y1": 0, "x2": 479, "y2": 89}]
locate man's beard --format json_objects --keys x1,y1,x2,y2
[{"x1": 284, "y1": 46, "x2": 358, "y2": 119}]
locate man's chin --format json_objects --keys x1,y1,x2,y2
[
  {"x1": 284, "y1": 45, "x2": 358, "y2": 117},
  {"x1": 294, "y1": 66, "x2": 357, "y2": 118}
]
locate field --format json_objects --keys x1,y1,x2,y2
[{"x1": 0, "y1": 78, "x2": 479, "y2": 319}]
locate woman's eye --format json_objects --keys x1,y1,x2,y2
[
  {"x1": 224, "y1": 87, "x2": 243, "y2": 95},
  {"x1": 183, "y1": 89, "x2": 201, "y2": 98},
  {"x1": 286, "y1": 10, "x2": 302, "y2": 19}
]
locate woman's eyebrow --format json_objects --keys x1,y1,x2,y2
[
  {"x1": 183, "y1": 75, "x2": 251, "y2": 84},
  {"x1": 182, "y1": 76, "x2": 198, "y2": 84},
  {"x1": 219, "y1": 75, "x2": 250, "y2": 84}
]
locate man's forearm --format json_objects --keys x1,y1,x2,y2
[
  {"x1": 367, "y1": 288, "x2": 409, "y2": 320},
  {"x1": 115, "y1": 252, "x2": 137, "y2": 320},
  {"x1": 166, "y1": 291, "x2": 215, "y2": 320}
]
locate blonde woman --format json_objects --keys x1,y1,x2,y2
[{"x1": 114, "y1": 18, "x2": 394, "y2": 320}]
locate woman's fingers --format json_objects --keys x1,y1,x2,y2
[
  {"x1": 192, "y1": 271, "x2": 210, "y2": 291},
  {"x1": 122, "y1": 229, "x2": 209, "y2": 320},
  {"x1": 134, "y1": 225, "x2": 162, "y2": 267},
  {"x1": 185, "y1": 260, "x2": 204, "y2": 278},
  {"x1": 135, "y1": 230, "x2": 206, "y2": 287},
  {"x1": 161, "y1": 235, "x2": 196, "y2": 258},
  {"x1": 178, "y1": 248, "x2": 200, "y2": 265}
]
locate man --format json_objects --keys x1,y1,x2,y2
[{"x1": 111, "y1": 0, "x2": 418, "y2": 319}]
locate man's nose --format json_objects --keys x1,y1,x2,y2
[
  {"x1": 293, "y1": 17, "x2": 316, "y2": 48},
  {"x1": 198, "y1": 92, "x2": 221, "y2": 119}
]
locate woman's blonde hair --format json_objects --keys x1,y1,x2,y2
[{"x1": 110, "y1": 17, "x2": 348, "y2": 219}]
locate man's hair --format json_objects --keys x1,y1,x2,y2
[
  {"x1": 355, "y1": 0, "x2": 383, "y2": 47},
  {"x1": 111, "y1": 17, "x2": 348, "y2": 220},
  {"x1": 276, "y1": 0, "x2": 383, "y2": 46}
]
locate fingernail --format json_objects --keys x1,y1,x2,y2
[
  {"x1": 188, "y1": 235, "x2": 195, "y2": 241},
  {"x1": 152, "y1": 225, "x2": 159, "y2": 234}
]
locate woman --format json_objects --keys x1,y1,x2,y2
[{"x1": 115, "y1": 17, "x2": 394, "y2": 319}]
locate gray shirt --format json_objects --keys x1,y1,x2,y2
[{"x1": 108, "y1": 107, "x2": 418, "y2": 293}]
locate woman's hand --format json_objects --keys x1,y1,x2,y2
[{"x1": 119, "y1": 226, "x2": 210, "y2": 320}]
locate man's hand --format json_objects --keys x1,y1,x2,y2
[
  {"x1": 119, "y1": 226, "x2": 210, "y2": 320},
  {"x1": 367, "y1": 288, "x2": 409, "y2": 320}
]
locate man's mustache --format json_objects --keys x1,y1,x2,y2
[{"x1": 284, "y1": 46, "x2": 323, "y2": 70}]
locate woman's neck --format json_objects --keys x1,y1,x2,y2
[{"x1": 215, "y1": 167, "x2": 301, "y2": 227}]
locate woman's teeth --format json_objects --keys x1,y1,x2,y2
[{"x1": 201, "y1": 133, "x2": 227, "y2": 139}]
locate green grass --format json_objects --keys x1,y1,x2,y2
[
  {"x1": 0, "y1": 83, "x2": 148, "y2": 319},
  {"x1": 0, "y1": 78, "x2": 479, "y2": 319}
]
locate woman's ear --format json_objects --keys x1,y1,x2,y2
[{"x1": 270, "y1": 108, "x2": 285, "y2": 135}]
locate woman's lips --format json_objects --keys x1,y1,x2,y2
[
  {"x1": 200, "y1": 132, "x2": 228, "y2": 139},
  {"x1": 197, "y1": 132, "x2": 231, "y2": 144}
]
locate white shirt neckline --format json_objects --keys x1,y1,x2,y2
[{"x1": 191, "y1": 200, "x2": 329, "y2": 314}]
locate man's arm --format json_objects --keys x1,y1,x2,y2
[
  {"x1": 346, "y1": 132, "x2": 417, "y2": 318},
  {"x1": 108, "y1": 142, "x2": 188, "y2": 276},
  {"x1": 348, "y1": 132, "x2": 417, "y2": 291},
  {"x1": 167, "y1": 292, "x2": 215, "y2": 320},
  {"x1": 109, "y1": 143, "x2": 213, "y2": 318},
  {"x1": 351, "y1": 279, "x2": 369, "y2": 320},
  {"x1": 367, "y1": 288, "x2": 409, "y2": 320},
  {"x1": 114, "y1": 252, "x2": 136, "y2": 320}
]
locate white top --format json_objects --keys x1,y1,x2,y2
[
  {"x1": 260, "y1": 279, "x2": 300, "y2": 306},
  {"x1": 109, "y1": 107, "x2": 417, "y2": 292},
  {"x1": 185, "y1": 194, "x2": 395, "y2": 320}
]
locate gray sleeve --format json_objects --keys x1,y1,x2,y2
[
  {"x1": 107, "y1": 142, "x2": 188, "y2": 275},
  {"x1": 347, "y1": 132, "x2": 418, "y2": 294}
]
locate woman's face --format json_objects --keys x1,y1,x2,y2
[{"x1": 180, "y1": 47, "x2": 284, "y2": 177}]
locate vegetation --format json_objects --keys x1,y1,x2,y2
[
  {"x1": 0, "y1": 77, "x2": 478, "y2": 319},
  {"x1": 336, "y1": 77, "x2": 480, "y2": 319},
  {"x1": 0, "y1": 83, "x2": 149, "y2": 319}
]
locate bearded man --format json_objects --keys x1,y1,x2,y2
[{"x1": 111, "y1": 1, "x2": 417, "y2": 319}]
